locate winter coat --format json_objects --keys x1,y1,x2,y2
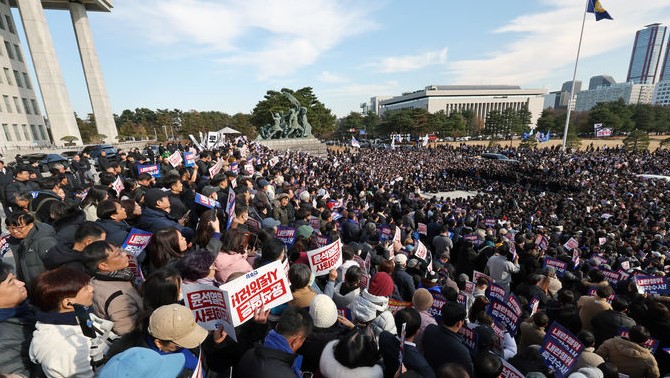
[
  {"x1": 421, "y1": 324, "x2": 474, "y2": 376},
  {"x1": 5, "y1": 179, "x2": 39, "y2": 209},
  {"x1": 596, "y1": 336, "x2": 660, "y2": 378},
  {"x1": 90, "y1": 273, "x2": 143, "y2": 335},
  {"x1": 213, "y1": 251, "x2": 253, "y2": 283},
  {"x1": 83, "y1": 204, "x2": 98, "y2": 222},
  {"x1": 273, "y1": 205, "x2": 290, "y2": 226},
  {"x1": 392, "y1": 267, "x2": 416, "y2": 302},
  {"x1": 29, "y1": 191, "x2": 62, "y2": 223},
  {"x1": 591, "y1": 310, "x2": 636, "y2": 346},
  {"x1": 379, "y1": 331, "x2": 434, "y2": 378},
  {"x1": 290, "y1": 286, "x2": 317, "y2": 309},
  {"x1": 319, "y1": 340, "x2": 383, "y2": 378},
  {"x1": 518, "y1": 319, "x2": 546, "y2": 349},
  {"x1": 298, "y1": 325, "x2": 350, "y2": 376},
  {"x1": 53, "y1": 212, "x2": 86, "y2": 245},
  {"x1": 96, "y1": 219, "x2": 132, "y2": 247},
  {"x1": 235, "y1": 342, "x2": 300, "y2": 378},
  {"x1": 577, "y1": 295, "x2": 612, "y2": 331},
  {"x1": 0, "y1": 305, "x2": 36, "y2": 377},
  {"x1": 136, "y1": 207, "x2": 195, "y2": 240},
  {"x1": 349, "y1": 290, "x2": 397, "y2": 338},
  {"x1": 9, "y1": 222, "x2": 57, "y2": 292},
  {"x1": 572, "y1": 346, "x2": 605, "y2": 371},
  {"x1": 325, "y1": 281, "x2": 360, "y2": 309},
  {"x1": 43, "y1": 243, "x2": 86, "y2": 272}
]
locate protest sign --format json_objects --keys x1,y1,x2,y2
[
  {"x1": 220, "y1": 260, "x2": 292, "y2": 326},
  {"x1": 309, "y1": 216, "x2": 321, "y2": 232},
  {"x1": 463, "y1": 234, "x2": 481, "y2": 246},
  {"x1": 167, "y1": 151, "x2": 183, "y2": 167},
  {"x1": 275, "y1": 226, "x2": 297, "y2": 246},
  {"x1": 484, "y1": 218, "x2": 497, "y2": 227},
  {"x1": 393, "y1": 226, "x2": 401, "y2": 244},
  {"x1": 120, "y1": 228, "x2": 153, "y2": 257},
  {"x1": 353, "y1": 254, "x2": 368, "y2": 273},
  {"x1": 0, "y1": 236, "x2": 10, "y2": 258},
  {"x1": 529, "y1": 297, "x2": 540, "y2": 316},
  {"x1": 316, "y1": 235, "x2": 330, "y2": 248},
  {"x1": 535, "y1": 235, "x2": 549, "y2": 251},
  {"x1": 209, "y1": 160, "x2": 224, "y2": 178},
  {"x1": 137, "y1": 164, "x2": 161, "y2": 178},
  {"x1": 112, "y1": 176, "x2": 124, "y2": 198},
  {"x1": 563, "y1": 238, "x2": 579, "y2": 251},
  {"x1": 598, "y1": 267, "x2": 622, "y2": 286},
  {"x1": 473, "y1": 270, "x2": 495, "y2": 283},
  {"x1": 225, "y1": 188, "x2": 235, "y2": 230},
  {"x1": 183, "y1": 151, "x2": 195, "y2": 167},
  {"x1": 458, "y1": 326, "x2": 478, "y2": 353},
  {"x1": 414, "y1": 240, "x2": 428, "y2": 261},
  {"x1": 207, "y1": 132, "x2": 218, "y2": 149},
  {"x1": 635, "y1": 275, "x2": 670, "y2": 295},
  {"x1": 388, "y1": 299, "x2": 412, "y2": 314},
  {"x1": 487, "y1": 299, "x2": 521, "y2": 336},
  {"x1": 427, "y1": 291, "x2": 446, "y2": 322},
  {"x1": 540, "y1": 322, "x2": 584, "y2": 378},
  {"x1": 617, "y1": 327, "x2": 659, "y2": 353},
  {"x1": 587, "y1": 288, "x2": 615, "y2": 303},
  {"x1": 572, "y1": 249, "x2": 581, "y2": 269},
  {"x1": 417, "y1": 223, "x2": 427, "y2": 235},
  {"x1": 195, "y1": 193, "x2": 220, "y2": 209},
  {"x1": 543, "y1": 257, "x2": 568, "y2": 277},
  {"x1": 487, "y1": 282, "x2": 507, "y2": 302},
  {"x1": 307, "y1": 239, "x2": 343, "y2": 277},
  {"x1": 245, "y1": 218, "x2": 261, "y2": 233},
  {"x1": 181, "y1": 283, "x2": 236, "y2": 341},
  {"x1": 230, "y1": 162, "x2": 239, "y2": 174},
  {"x1": 269, "y1": 156, "x2": 279, "y2": 167},
  {"x1": 360, "y1": 274, "x2": 370, "y2": 289},
  {"x1": 243, "y1": 163, "x2": 254, "y2": 175},
  {"x1": 598, "y1": 237, "x2": 607, "y2": 246}
]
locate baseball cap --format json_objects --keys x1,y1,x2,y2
[
  {"x1": 148, "y1": 304, "x2": 208, "y2": 349},
  {"x1": 98, "y1": 347, "x2": 185, "y2": 378},
  {"x1": 144, "y1": 188, "x2": 169, "y2": 209},
  {"x1": 394, "y1": 254, "x2": 408, "y2": 265}
]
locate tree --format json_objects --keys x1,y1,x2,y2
[
  {"x1": 484, "y1": 110, "x2": 504, "y2": 138},
  {"x1": 623, "y1": 130, "x2": 650, "y2": 151},
  {"x1": 250, "y1": 87, "x2": 336, "y2": 138},
  {"x1": 60, "y1": 135, "x2": 79, "y2": 146},
  {"x1": 362, "y1": 112, "x2": 381, "y2": 137}
]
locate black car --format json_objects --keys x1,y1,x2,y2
[
  {"x1": 79, "y1": 144, "x2": 118, "y2": 168},
  {"x1": 8, "y1": 153, "x2": 70, "y2": 172}
]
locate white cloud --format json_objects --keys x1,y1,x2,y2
[
  {"x1": 447, "y1": 1, "x2": 670, "y2": 86},
  {"x1": 318, "y1": 71, "x2": 348, "y2": 83},
  {"x1": 112, "y1": 0, "x2": 378, "y2": 78},
  {"x1": 368, "y1": 48, "x2": 448, "y2": 73},
  {"x1": 319, "y1": 81, "x2": 400, "y2": 117}
]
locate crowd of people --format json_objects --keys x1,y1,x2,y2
[{"x1": 0, "y1": 137, "x2": 670, "y2": 378}]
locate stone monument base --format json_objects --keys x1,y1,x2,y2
[{"x1": 256, "y1": 137, "x2": 328, "y2": 157}]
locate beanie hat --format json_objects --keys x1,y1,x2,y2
[
  {"x1": 577, "y1": 368, "x2": 604, "y2": 378},
  {"x1": 309, "y1": 294, "x2": 338, "y2": 329},
  {"x1": 412, "y1": 288, "x2": 434, "y2": 312},
  {"x1": 368, "y1": 272, "x2": 394, "y2": 297},
  {"x1": 297, "y1": 225, "x2": 314, "y2": 240},
  {"x1": 394, "y1": 254, "x2": 407, "y2": 266}
]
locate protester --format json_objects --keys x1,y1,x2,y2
[{"x1": 0, "y1": 263, "x2": 35, "y2": 377}]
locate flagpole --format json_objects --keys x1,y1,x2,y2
[{"x1": 562, "y1": 0, "x2": 590, "y2": 151}]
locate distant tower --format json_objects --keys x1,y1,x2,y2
[
  {"x1": 660, "y1": 38, "x2": 670, "y2": 82},
  {"x1": 7, "y1": 0, "x2": 117, "y2": 145},
  {"x1": 589, "y1": 75, "x2": 616, "y2": 90},
  {"x1": 627, "y1": 23, "x2": 667, "y2": 84}
]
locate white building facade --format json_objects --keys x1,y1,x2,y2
[
  {"x1": 378, "y1": 85, "x2": 547, "y2": 127},
  {"x1": 574, "y1": 82, "x2": 655, "y2": 111}
]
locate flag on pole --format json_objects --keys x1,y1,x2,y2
[
  {"x1": 587, "y1": 0, "x2": 613, "y2": 21},
  {"x1": 351, "y1": 137, "x2": 360, "y2": 148},
  {"x1": 422, "y1": 134, "x2": 429, "y2": 147},
  {"x1": 391, "y1": 137, "x2": 396, "y2": 150}
]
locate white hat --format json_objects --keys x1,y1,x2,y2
[
  {"x1": 394, "y1": 254, "x2": 408, "y2": 266},
  {"x1": 309, "y1": 294, "x2": 338, "y2": 329},
  {"x1": 300, "y1": 191, "x2": 310, "y2": 202}
]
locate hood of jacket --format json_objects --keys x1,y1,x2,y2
[
  {"x1": 319, "y1": 340, "x2": 383, "y2": 378},
  {"x1": 350, "y1": 289, "x2": 389, "y2": 323},
  {"x1": 332, "y1": 282, "x2": 360, "y2": 308},
  {"x1": 43, "y1": 243, "x2": 82, "y2": 269},
  {"x1": 607, "y1": 336, "x2": 653, "y2": 359}
]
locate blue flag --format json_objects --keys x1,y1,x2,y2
[{"x1": 587, "y1": 0, "x2": 613, "y2": 21}]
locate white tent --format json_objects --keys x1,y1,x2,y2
[{"x1": 217, "y1": 127, "x2": 241, "y2": 134}]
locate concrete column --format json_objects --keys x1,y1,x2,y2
[
  {"x1": 69, "y1": 1, "x2": 117, "y2": 144},
  {"x1": 15, "y1": 0, "x2": 81, "y2": 146}
]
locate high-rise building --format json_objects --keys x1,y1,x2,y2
[
  {"x1": 589, "y1": 75, "x2": 616, "y2": 90},
  {"x1": 575, "y1": 82, "x2": 655, "y2": 111},
  {"x1": 627, "y1": 23, "x2": 667, "y2": 84}
]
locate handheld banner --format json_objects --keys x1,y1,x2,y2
[
  {"x1": 167, "y1": 151, "x2": 183, "y2": 167},
  {"x1": 207, "y1": 132, "x2": 218, "y2": 149},
  {"x1": 181, "y1": 283, "x2": 236, "y2": 342},
  {"x1": 209, "y1": 160, "x2": 224, "y2": 178},
  {"x1": 543, "y1": 257, "x2": 567, "y2": 277},
  {"x1": 598, "y1": 267, "x2": 622, "y2": 286},
  {"x1": 225, "y1": 188, "x2": 235, "y2": 230},
  {"x1": 617, "y1": 327, "x2": 659, "y2": 353},
  {"x1": 535, "y1": 235, "x2": 549, "y2": 251},
  {"x1": 393, "y1": 226, "x2": 402, "y2": 244},
  {"x1": 309, "y1": 216, "x2": 321, "y2": 232},
  {"x1": 540, "y1": 322, "x2": 584, "y2": 378},
  {"x1": 635, "y1": 275, "x2": 670, "y2": 295},
  {"x1": 244, "y1": 163, "x2": 254, "y2": 175},
  {"x1": 183, "y1": 152, "x2": 195, "y2": 167},
  {"x1": 316, "y1": 235, "x2": 330, "y2": 248},
  {"x1": 120, "y1": 228, "x2": 153, "y2": 257},
  {"x1": 388, "y1": 298, "x2": 412, "y2": 314},
  {"x1": 486, "y1": 282, "x2": 507, "y2": 302},
  {"x1": 195, "y1": 193, "x2": 220, "y2": 209},
  {"x1": 473, "y1": 270, "x2": 495, "y2": 283},
  {"x1": 307, "y1": 239, "x2": 343, "y2": 277},
  {"x1": 484, "y1": 218, "x2": 497, "y2": 227},
  {"x1": 275, "y1": 226, "x2": 297, "y2": 246},
  {"x1": 458, "y1": 326, "x2": 478, "y2": 353},
  {"x1": 414, "y1": 240, "x2": 429, "y2": 261},
  {"x1": 137, "y1": 164, "x2": 161, "y2": 178},
  {"x1": 417, "y1": 223, "x2": 427, "y2": 235},
  {"x1": 380, "y1": 226, "x2": 392, "y2": 241},
  {"x1": 500, "y1": 359, "x2": 525, "y2": 378},
  {"x1": 245, "y1": 218, "x2": 261, "y2": 233},
  {"x1": 220, "y1": 260, "x2": 292, "y2": 327},
  {"x1": 112, "y1": 176, "x2": 124, "y2": 198},
  {"x1": 563, "y1": 238, "x2": 579, "y2": 251},
  {"x1": 487, "y1": 299, "x2": 521, "y2": 336},
  {"x1": 427, "y1": 291, "x2": 447, "y2": 322},
  {"x1": 0, "y1": 236, "x2": 10, "y2": 257}
]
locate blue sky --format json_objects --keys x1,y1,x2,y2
[{"x1": 12, "y1": 0, "x2": 670, "y2": 118}]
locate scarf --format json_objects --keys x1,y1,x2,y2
[
  {"x1": 264, "y1": 329, "x2": 303, "y2": 377},
  {"x1": 95, "y1": 268, "x2": 135, "y2": 282},
  {"x1": 0, "y1": 301, "x2": 33, "y2": 322}
]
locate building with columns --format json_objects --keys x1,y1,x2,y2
[
  {"x1": 2, "y1": 0, "x2": 116, "y2": 146},
  {"x1": 377, "y1": 85, "x2": 547, "y2": 127}
]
